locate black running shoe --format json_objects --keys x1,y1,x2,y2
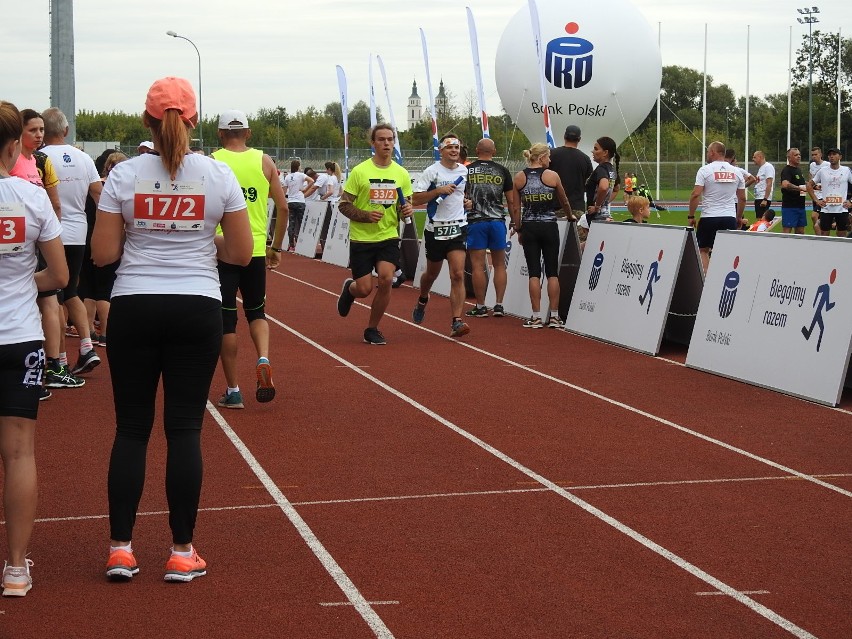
[
  {"x1": 363, "y1": 327, "x2": 387, "y2": 345},
  {"x1": 337, "y1": 278, "x2": 355, "y2": 317}
]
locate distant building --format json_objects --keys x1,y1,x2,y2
[
  {"x1": 435, "y1": 79, "x2": 449, "y2": 121},
  {"x1": 407, "y1": 79, "x2": 422, "y2": 131}
]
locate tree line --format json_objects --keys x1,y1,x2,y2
[{"x1": 76, "y1": 31, "x2": 850, "y2": 164}]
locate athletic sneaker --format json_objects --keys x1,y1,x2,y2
[
  {"x1": 2, "y1": 560, "x2": 33, "y2": 597},
  {"x1": 45, "y1": 365, "x2": 85, "y2": 388},
  {"x1": 392, "y1": 274, "x2": 406, "y2": 289},
  {"x1": 523, "y1": 317, "x2": 544, "y2": 329},
  {"x1": 256, "y1": 361, "x2": 275, "y2": 403},
  {"x1": 337, "y1": 278, "x2": 355, "y2": 317},
  {"x1": 450, "y1": 320, "x2": 470, "y2": 337},
  {"x1": 105, "y1": 548, "x2": 139, "y2": 581},
  {"x1": 217, "y1": 390, "x2": 245, "y2": 409},
  {"x1": 97, "y1": 334, "x2": 107, "y2": 347},
  {"x1": 548, "y1": 316, "x2": 564, "y2": 329},
  {"x1": 465, "y1": 306, "x2": 489, "y2": 318},
  {"x1": 363, "y1": 327, "x2": 387, "y2": 345},
  {"x1": 412, "y1": 302, "x2": 427, "y2": 325},
  {"x1": 71, "y1": 349, "x2": 101, "y2": 375},
  {"x1": 492, "y1": 304, "x2": 505, "y2": 317},
  {"x1": 65, "y1": 326, "x2": 79, "y2": 338},
  {"x1": 164, "y1": 547, "x2": 207, "y2": 582},
  {"x1": 39, "y1": 387, "x2": 52, "y2": 401}
]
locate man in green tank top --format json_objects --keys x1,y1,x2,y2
[{"x1": 212, "y1": 110, "x2": 289, "y2": 408}]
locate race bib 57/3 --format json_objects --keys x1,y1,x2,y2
[
  {"x1": 0, "y1": 202, "x2": 26, "y2": 254},
  {"x1": 133, "y1": 179, "x2": 206, "y2": 231}
]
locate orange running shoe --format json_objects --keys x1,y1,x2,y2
[
  {"x1": 255, "y1": 360, "x2": 275, "y2": 403},
  {"x1": 164, "y1": 547, "x2": 207, "y2": 582},
  {"x1": 106, "y1": 548, "x2": 139, "y2": 580},
  {"x1": 2, "y1": 559, "x2": 33, "y2": 597}
]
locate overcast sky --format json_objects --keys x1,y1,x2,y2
[{"x1": 3, "y1": 0, "x2": 849, "y2": 129}]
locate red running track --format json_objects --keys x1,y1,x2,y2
[{"x1": 1, "y1": 251, "x2": 850, "y2": 638}]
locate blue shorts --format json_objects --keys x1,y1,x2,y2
[
  {"x1": 782, "y1": 207, "x2": 807, "y2": 229},
  {"x1": 466, "y1": 219, "x2": 507, "y2": 251}
]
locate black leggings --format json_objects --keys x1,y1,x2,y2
[
  {"x1": 520, "y1": 221, "x2": 560, "y2": 279},
  {"x1": 106, "y1": 294, "x2": 222, "y2": 544}
]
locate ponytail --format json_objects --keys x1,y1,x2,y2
[{"x1": 143, "y1": 109, "x2": 190, "y2": 180}]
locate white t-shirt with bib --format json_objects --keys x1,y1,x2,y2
[
  {"x1": 40, "y1": 144, "x2": 100, "y2": 246},
  {"x1": 414, "y1": 161, "x2": 467, "y2": 230},
  {"x1": 98, "y1": 153, "x2": 245, "y2": 300},
  {"x1": 812, "y1": 165, "x2": 852, "y2": 214},
  {"x1": 0, "y1": 177, "x2": 63, "y2": 344},
  {"x1": 695, "y1": 161, "x2": 745, "y2": 218}
]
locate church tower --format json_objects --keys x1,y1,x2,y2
[
  {"x1": 435, "y1": 79, "x2": 449, "y2": 120},
  {"x1": 407, "y1": 79, "x2": 422, "y2": 131}
]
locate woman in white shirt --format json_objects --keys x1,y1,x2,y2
[
  {"x1": 92, "y1": 77, "x2": 252, "y2": 584},
  {"x1": 0, "y1": 100, "x2": 68, "y2": 597}
]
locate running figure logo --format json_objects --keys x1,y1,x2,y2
[
  {"x1": 588, "y1": 241, "x2": 605, "y2": 290},
  {"x1": 718, "y1": 256, "x2": 740, "y2": 318},
  {"x1": 638, "y1": 250, "x2": 663, "y2": 314},
  {"x1": 545, "y1": 23, "x2": 593, "y2": 89},
  {"x1": 801, "y1": 269, "x2": 837, "y2": 352}
]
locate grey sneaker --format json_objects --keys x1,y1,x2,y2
[
  {"x1": 548, "y1": 315, "x2": 564, "y2": 329},
  {"x1": 522, "y1": 317, "x2": 544, "y2": 329},
  {"x1": 71, "y1": 349, "x2": 101, "y2": 375},
  {"x1": 491, "y1": 304, "x2": 505, "y2": 317}
]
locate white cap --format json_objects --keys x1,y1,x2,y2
[
  {"x1": 218, "y1": 110, "x2": 249, "y2": 130},
  {"x1": 138, "y1": 141, "x2": 154, "y2": 150}
]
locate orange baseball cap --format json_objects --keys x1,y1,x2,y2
[{"x1": 145, "y1": 77, "x2": 197, "y2": 126}]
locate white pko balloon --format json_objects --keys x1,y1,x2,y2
[{"x1": 496, "y1": 0, "x2": 661, "y2": 155}]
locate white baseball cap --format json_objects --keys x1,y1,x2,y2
[
  {"x1": 137, "y1": 140, "x2": 154, "y2": 150},
  {"x1": 218, "y1": 110, "x2": 249, "y2": 130}
]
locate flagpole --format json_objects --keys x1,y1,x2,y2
[
  {"x1": 419, "y1": 28, "x2": 440, "y2": 160},
  {"x1": 527, "y1": 0, "x2": 555, "y2": 147}
]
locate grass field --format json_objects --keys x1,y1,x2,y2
[{"x1": 411, "y1": 204, "x2": 826, "y2": 236}]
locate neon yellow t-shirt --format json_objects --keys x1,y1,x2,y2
[
  {"x1": 343, "y1": 158, "x2": 412, "y2": 243},
  {"x1": 212, "y1": 148, "x2": 269, "y2": 256}
]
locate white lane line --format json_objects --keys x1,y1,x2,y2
[
  {"x1": 697, "y1": 590, "x2": 771, "y2": 597},
  {"x1": 207, "y1": 401, "x2": 395, "y2": 639},
  {"x1": 19, "y1": 473, "x2": 851, "y2": 526},
  {"x1": 270, "y1": 271, "x2": 852, "y2": 497},
  {"x1": 320, "y1": 601, "x2": 400, "y2": 607},
  {"x1": 264, "y1": 316, "x2": 819, "y2": 639}
]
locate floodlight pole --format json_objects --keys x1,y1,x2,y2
[
  {"x1": 797, "y1": 7, "x2": 820, "y2": 153},
  {"x1": 166, "y1": 30, "x2": 203, "y2": 151}
]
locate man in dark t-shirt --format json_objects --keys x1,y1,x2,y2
[
  {"x1": 778, "y1": 147, "x2": 808, "y2": 234},
  {"x1": 548, "y1": 124, "x2": 592, "y2": 213},
  {"x1": 464, "y1": 138, "x2": 515, "y2": 318}
]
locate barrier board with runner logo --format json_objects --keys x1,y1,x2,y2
[
  {"x1": 321, "y1": 204, "x2": 350, "y2": 268},
  {"x1": 295, "y1": 201, "x2": 330, "y2": 257},
  {"x1": 566, "y1": 223, "x2": 703, "y2": 355},
  {"x1": 686, "y1": 232, "x2": 852, "y2": 406}
]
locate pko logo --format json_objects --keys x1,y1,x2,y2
[
  {"x1": 545, "y1": 22, "x2": 593, "y2": 90},
  {"x1": 588, "y1": 241, "x2": 605, "y2": 290},
  {"x1": 62, "y1": 153, "x2": 71, "y2": 163}
]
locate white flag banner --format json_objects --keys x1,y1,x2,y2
[{"x1": 466, "y1": 6, "x2": 490, "y2": 139}]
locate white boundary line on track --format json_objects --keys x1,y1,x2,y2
[
  {"x1": 206, "y1": 401, "x2": 396, "y2": 639},
  {"x1": 19, "y1": 472, "x2": 852, "y2": 525},
  {"x1": 263, "y1": 313, "x2": 820, "y2": 639},
  {"x1": 270, "y1": 271, "x2": 852, "y2": 497}
]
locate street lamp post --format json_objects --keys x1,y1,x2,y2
[
  {"x1": 166, "y1": 30, "x2": 203, "y2": 151},
  {"x1": 797, "y1": 6, "x2": 820, "y2": 153}
]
